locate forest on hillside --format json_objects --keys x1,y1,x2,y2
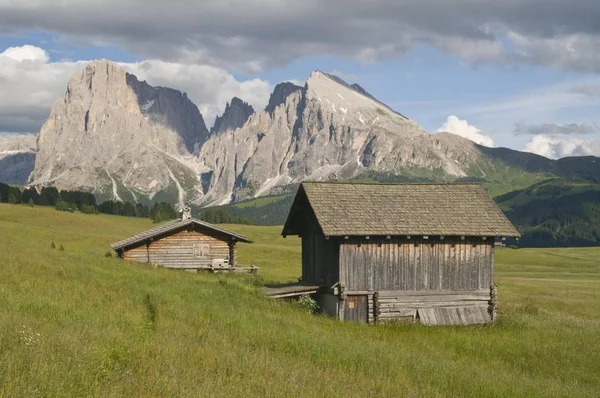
[{"x1": 0, "y1": 183, "x2": 178, "y2": 223}]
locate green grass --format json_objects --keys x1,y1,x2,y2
[
  {"x1": 1, "y1": 204, "x2": 600, "y2": 396},
  {"x1": 230, "y1": 194, "x2": 292, "y2": 209}
]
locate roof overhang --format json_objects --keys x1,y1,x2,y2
[{"x1": 111, "y1": 218, "x2": 252, "y2": 251}]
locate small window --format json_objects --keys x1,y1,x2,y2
[{"x1": 193, "y1": 244, "x2": 210, "y2": 258}]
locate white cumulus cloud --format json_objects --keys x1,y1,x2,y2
[
  {"x1": 0, "y1": 45, "x2": 271, "y2": 134},
  {"x1": 436, "y1": 115, "x2": 494, "y2": 147},
  {"x1": 522, "y1": 135, "x2": 600, "y2": 159},
  {"x1": 1, "y1": 45, "x2": 50, "y2": 62}
]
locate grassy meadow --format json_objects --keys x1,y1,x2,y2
[{"x1": 1, "y1": 204, "x2": 599, "y2": 397}]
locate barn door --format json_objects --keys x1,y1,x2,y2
[{"x1": 343, "y1": 295, "x2": 368, "y2": 323}]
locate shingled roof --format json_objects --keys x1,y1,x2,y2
[
  {"x1": 111, "y1": 218, "x2": 252, "y2": 250},
  {"x1": 283, "y1": 182, "x2": 520, "y2": 238}
]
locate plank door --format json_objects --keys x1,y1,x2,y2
[{"x1": 343, "y1": 295, "x2": 368, "y2": 323}]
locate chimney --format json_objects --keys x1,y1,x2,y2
[{"x1": 180, "y1": 206, "x2": 192, "y2": 221}]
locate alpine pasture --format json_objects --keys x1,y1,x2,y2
[{"x1": 1, "y1": 204, "x2": 599, "y2": 397}]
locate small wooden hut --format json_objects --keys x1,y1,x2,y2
[
  {"x1": 281, "y1": 182, "x2": 520, "y2": 325},
  {"x1": 111, "y1": 209, "x2": 253, "y2": 272}
]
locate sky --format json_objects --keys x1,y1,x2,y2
[{"x1": 1, "y1": 0, "x2": 600, "y2": 159}]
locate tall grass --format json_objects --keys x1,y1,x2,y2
[{"x1": 0, "y1": 204, "x2": 599, "y2": 396}]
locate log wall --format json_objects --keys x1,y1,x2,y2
[
  {"x1": 373, "y1": 290, "x2": 491, "y2": 324},
  {"x1": 123, "y1": 228, "x2": 235, "y2": 268}
]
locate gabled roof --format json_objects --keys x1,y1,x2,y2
[
  {"x1": 111, "y1": 218, "x2": 252, "y2": 250},
  {"x1": 282, "y1": 182, "x2": 521, "y2": 238}
]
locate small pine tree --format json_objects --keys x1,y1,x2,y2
[
  {"x1": 8, "y1": 193, "x2": 17, "y2": 204},
  {"x1": 28, "y1": 198, "x2": 35, "y2": 207},
  {"x1": 58, "y1": 244, "x2": 64, "y2": 252},
  {"x1": 50, "y1": 240, "x2": 56, "y2": 249},
  {"x1": 55, "y1": 198, "x2": 68, "y2": 212},
  {"x1": 152, "y1": 209, "x2": 165, "y2": 224}
]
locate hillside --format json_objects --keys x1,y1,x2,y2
[
  {"x1": 496, "y1": 179, "x2": 600, "y2": 246},
  {"x1": 1, "y1": 204, "x2": 600, "y2": 396}
]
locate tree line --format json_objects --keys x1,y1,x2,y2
[
  {"x1": 503, "y1": 189, "x2": 600, "y2": 247},
  {"x1": 0, "y1": 183, "x2": 177, "y2": 223}
]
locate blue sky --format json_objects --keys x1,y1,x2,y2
[{"x1": 1, "y1": 0, "x2": 600, "y2": 158}]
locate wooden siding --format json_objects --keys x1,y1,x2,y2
[
  {"x1": 340, "y1": 293, "x2": 377, "y2": 324},
  {"x1": 339, "y1": 237, "x2": 494, "y2": 292},
  {"x1": 123, "y1": 227, "x2": 236, "y2": 268},
  {"x1": 373, "y1": 290, "x2": 491, "y2": 325},
  {"x1": 122, "y1": 243, "x2": 149, "y2": 263},
  {"x1": 302, "y1": 235, "x2": 339, "y2": 286}
]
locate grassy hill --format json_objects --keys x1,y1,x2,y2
[
  {"x1": 1, "y1": 204, "x2": 600, "y2": 396},
  {"x1": 496, "y1": 178, "x2": 600, "y2": 247}
]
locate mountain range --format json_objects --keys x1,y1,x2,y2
[{"x1": 1, "y1": 60, "x2": 600, "y2": 206}]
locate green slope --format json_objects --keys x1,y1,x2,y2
[
  {"x1": 496, "y1": 178, "x2": 600, "y2": 247},
  {"x1": 1, "y1": 204, "x2": 600, "y2": 396}
]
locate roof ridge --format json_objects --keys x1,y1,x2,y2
[{"x1": 110, "y1": 217, "x2": 252, "y2": 250}]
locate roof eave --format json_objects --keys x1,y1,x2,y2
[{"x1": 109, "y1": 218, "x2": 252, "y2": 250}]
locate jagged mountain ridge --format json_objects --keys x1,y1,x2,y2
[
  {"x1": 211, "y1": 97, "x2": 254, "y2": 134},
  {"x1": 29, "y1": 60, "x2": 209, "y2": 204},
  {"x1": 197, "y1": 70, "x2": 484, "y2": 204},
  {"x1": 5, "y1": 60, "x2": 599, "y2": 206}
]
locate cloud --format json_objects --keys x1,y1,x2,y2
[
  {"x1": 569, "y1": 85, "x2": 600, "y2": 97},
  {"x1": 0, "y1": 46, "x2": 84, "y2": 134},
  {"x1": 2, "y1": 45, "x2": 49, "y2": 62},
  {"x1": 0, "y1": 45, "x2": 271, "y2": 133},
  {"x1": 523, "y1": 135, "x2": 600, "y2": 159},
  {"x1": 2, "y1": 1, "x2": 600, "y2": 72},
  {"x1": 506, "y1": 32, "x2": 600, "y2": 73},
  {"x1": 514, "y1": 122, "x2": 600, "y2": 136},
  {"x1": 437, "y1": 115, "x2": 494, "y2": 147}
]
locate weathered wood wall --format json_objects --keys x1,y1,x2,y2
[
  {"x1": 373, "y1": 290, "x2": 491, "y2": 324},
  {"x1": 339, "y1": 237, "x2": 494, "y2": 292},
  {"x1": 302, "y1": 235, "x2": 339, "y2": 286},
  {"x1": 123, "y1": 227, "x2": 235, "y2": 268},
  {"x1": 299, "y1": 207, "x2": 339, "y2": 286}
]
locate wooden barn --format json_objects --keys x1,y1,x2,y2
[
  {"x1": 111, "y1": 209, "x2": 253, "y2": 272},
  {"x1": 281, "y1": 182, "x2": 520, "y2": 325}
]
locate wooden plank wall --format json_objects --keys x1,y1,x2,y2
[
  {"x1": 340, "y1": 293, "x2": 376, "y2": 323},
  {"x1": 339, "y1": 237, "x2": 494, "y2": 292},
  {"x1": 375, "y1": 290, "x2": 491, "y2": 324},
  {"x1": 123, "y1": 228, "x2": 233, "y2": 268},
  {"x1": 302, "y1": 235, "x2": 339, "y2": 286}
]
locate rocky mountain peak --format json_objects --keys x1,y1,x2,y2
[
  {"x1": 126, "y1": 73, "x2": 209, "y2": 152},
  {"x1": 30, "y1": 60, "x2": 208, "y2": 205},
  {"x1": 211, "y1": 97, "x2": 255, "y2": 133},
  {"x1": 265, "y1": 82, "x2": 303, "y2": 115}
]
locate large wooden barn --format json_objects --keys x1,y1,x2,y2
[
  {"x1": 282, "y1": 182, "x2": 520, "y2": 325},
  {"x1": 111, "y1": 209, "x2": 252, "y2": 272}
]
